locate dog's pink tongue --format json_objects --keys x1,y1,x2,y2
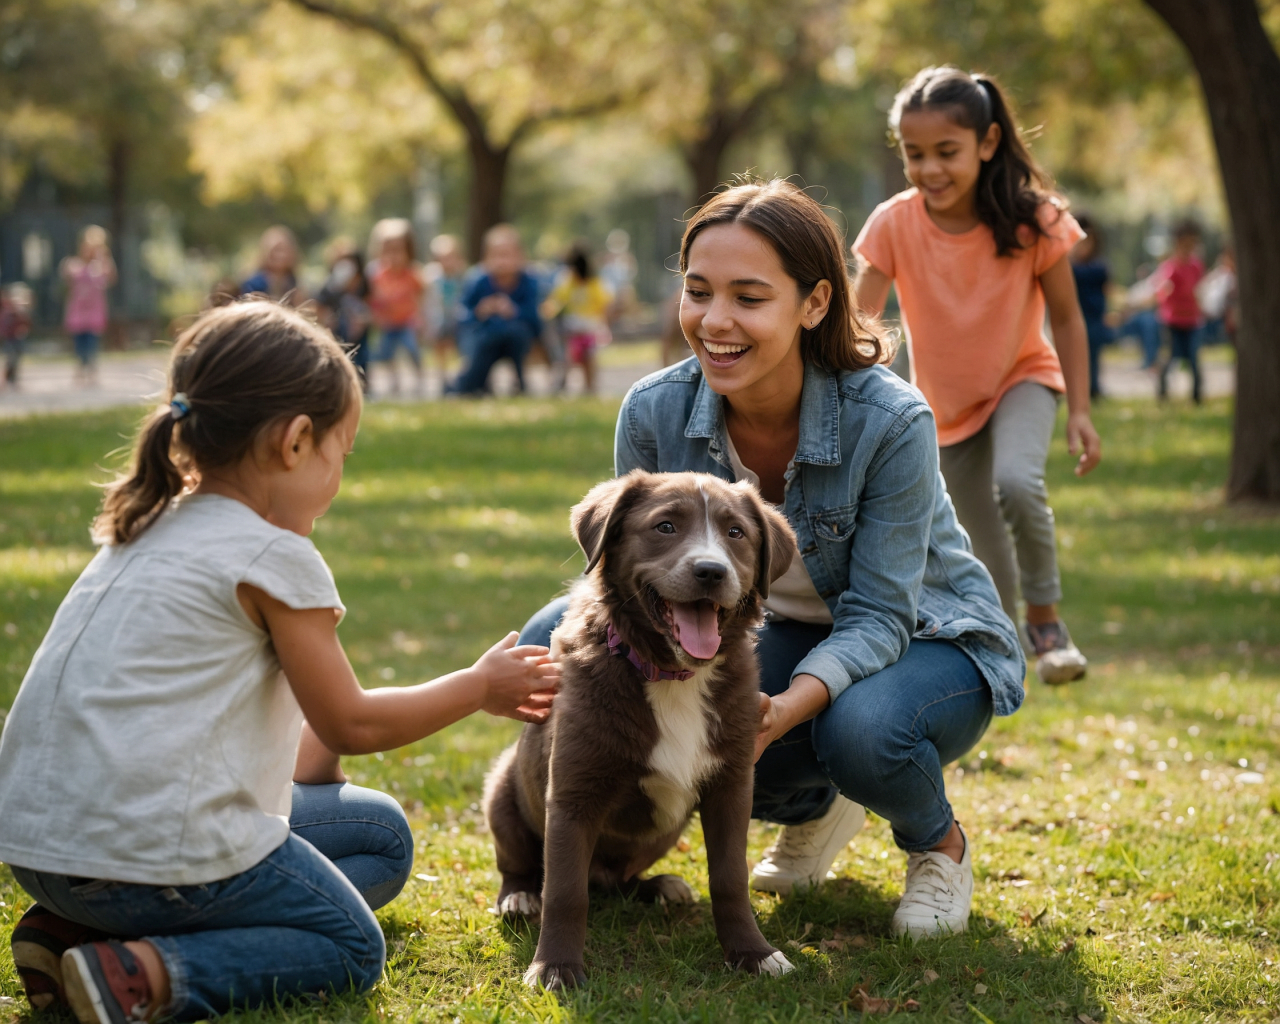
[{"x1": 671, "y1": 601, "x2": 721, "y2": 660}]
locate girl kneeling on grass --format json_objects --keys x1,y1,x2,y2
[{"x1": 0, "y1": 302, "x2": 558, "y2": 1023}]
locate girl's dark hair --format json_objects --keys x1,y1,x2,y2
[
  {"x1": 680, "y1": 179, "x2": 891, "y2": 373},
  {"x1": 339, "y1": 251, "x2": 369, "y2": 298},
  {"x1": 566, "y1": 243, "x2": 593, "y2": 281},
  {"x1": 890, "y1": 66, "x2": 1062, "y2": 257},
  {"x1": 94, "y1": 301, "x2": 361, "y2": 545}
]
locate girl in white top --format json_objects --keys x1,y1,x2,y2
[{"x1": 0, "y1": 302, "x2": 558, "y2": 1023}]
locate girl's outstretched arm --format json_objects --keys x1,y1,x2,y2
[
  {"x1": 1041, "y1": 255, "x2": 1102, "y2": 476},
  {"x1": 852, "y1": 262, "x2": 893, "y2": 318},
  {"x1": 241, "y1": 583, "x2": 560, "y2": 756}
]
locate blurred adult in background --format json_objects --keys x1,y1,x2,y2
[
  {"x1": 1070, "y1": 215, "x2": 1112, "y2": 400},
  {"x1": 318, "y1": 244, "x2": 373, "y2": 395},
  {"x1": 367, "y1": 219, "x2": 426, "y2": 396},
  {"x1": 598, "y1": 227, "x2": 637, "y2": 321},
  {"x1": 447, "y1": 225, "x2": 540, "y2": 396},
  {"x1": 241, "y1": 226, "x2": 300, "y2": 303},
  {"x1": 60, "y1": 225, "x2": 116, "y2": 387},
  {"x1": 1197, "y1": 243, "x2": 1237, "y2": 348},
  {"x1": 425, "y1": 234, "x2": 468, "y2": 382},
  {"x1": 1115, "y1": 264, "x2": 1163, "y2": 370},
  {"x1": 541, "y1": 242, "x2": 612, "y2": 395},
  {"x1": 1, "y1": 283, "x2": 33, "y2": 390},
  {"x1": 1154, "y1": 219, "x2": 1205, "y2": 404}
]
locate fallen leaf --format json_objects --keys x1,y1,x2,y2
[
  {"x1": 1150, "y1": 891, "x2": 1175, "y2": 902},
  {"x1": 850, "y1": 934, "x2": 871, "y2": 947},
  {"x1": 1059, "y1": 938, "x2": 1077, "y2": 954},
  {"x1": 922, "y1": 969, "x2": 940, "y2": 984},
  {"x1": 964, "y1": 966, "x2": 987, "y2": 978},
  {"x1": 902, "y1": 998, "x2": 921, "y2": 1011},
  {"x1": 1022, "y1": 969, "x2": 1031, "y2": 982},
  {"x1": 1019, "y1": 907, "x2": 1049, "y2": 927},
  {"x1": 1077, "y1": 1015, "x2": 1097, "y2": 1024},
  {"x1": 800, "y1": 921, "x2": 814, "y2": 939},
  {"x1": 819, "y1": 938, "x2": 846, "y2": 952},
  {"x1": 675, "y1": 837, "x2": 691, "y2": 853},
  {"x1": 849, "y1": 986, "x2": 894, "y2": 1014},
  {"x1": 974, "y1": 983, "x2": 988, "y2": 995}
]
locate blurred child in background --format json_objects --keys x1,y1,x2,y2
[
  {"x1": 1, "y1": 282, "x2": 33, "y2": 390},
  {"x1": 367, "y1": 219, "x2": 425, "y2": 396},
  {"x1": 1154, "y1": 219, "x2": 1205, "y2": 404},
  {"x1": 447, "y1": 225, "x2": 540, "y2": 396},
  {"x1": 319, "y1": 246, "x2": 372, "y2": 395},
  {"x1": 60, "y1": 226, "x2": 116, "y2": 387},
  {"x1": 1070, "y1": 214, "x2": 1112, "y2": 400},
  {"x1": 1197, "y1": 243, "x2": 1237, "y2": 348},
  {"x1": 241, "y1": 226, "x2": 301, "y2": 304},
  {"x1": 425, "y1": 234, "x2": 468, "y2": 383},
  {"x1": 541, "y1": 242, "x2": 613, "y2": 395}
]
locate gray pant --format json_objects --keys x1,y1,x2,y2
[{"x1": 939, "y1": 381, "x2": 1062, "y2": 618}]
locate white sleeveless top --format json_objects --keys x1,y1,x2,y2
[
  {"x1": 723, "y1": 433, "x2": 834, "y2": 626},
  {"x1": 0, "y1": 495, "x2": 344, "y2": 885}
]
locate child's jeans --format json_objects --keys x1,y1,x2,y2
[
  {"x1": 10, "y1": 783, "x2": 412, "y2": 1020},
  {"x1": 377, "y1": 324, "x2": 421, "y2": 366},
  {"x1": 1158, "y1": 325, "x2": 1202, "y2": 404}
]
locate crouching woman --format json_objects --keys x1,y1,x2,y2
[{"x1": 520, "y1": 180, "x2": 1024, "y2": 938}]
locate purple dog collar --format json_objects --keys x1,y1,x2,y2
[{"x1": 606, "y1": 621, "x2": 695, "y2": 682}]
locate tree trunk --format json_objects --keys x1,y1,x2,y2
[
  {"x1": 466, "y1": 137, "x2": 509, "y2": 261},
  {"x1": 1144, "y1": 0, "x2": 1280, "y2": 502}
]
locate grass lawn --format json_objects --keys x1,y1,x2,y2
[{"x1": 1, "y1": 395, "x2": 1278, "y2": 1023}]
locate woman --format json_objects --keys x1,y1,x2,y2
[{"x1": 519, "y1": 180, "x2": 1024, "y2": 938}]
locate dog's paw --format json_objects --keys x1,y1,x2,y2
[
  {"x1": 522, "y1": 960, "x2": 586, "y2": 991},
  {"x1": 498, "y1": 891, "x2": 542, "y2": 920},
  {"x1": 728, "y1": 949, "x2": 795, "y2": 977},
  {"x1": 648, "y1": 874, "x2": 695, "y2": 905}
]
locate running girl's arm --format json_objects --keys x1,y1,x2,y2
[
  {"x1": 1041, "y1": 255, "x2": 1102, "y2": 476},
  {"x1": 241, "y1": 583, "x2": 559, "y2": 755},
  {"x1": 852, "y1": 262, "x2": 893, "y2": 318}
]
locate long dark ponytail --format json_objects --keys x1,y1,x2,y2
[
  {"x1": 94, "y1": 301, "x2": 361, "y2": 545},
  {"x1": 889, "y1": 66, "x2": 1062, "y2": 257}
]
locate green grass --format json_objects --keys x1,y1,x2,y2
[{"x1": 1, "y1": 396, "x2": 1278, "y2": 1023}]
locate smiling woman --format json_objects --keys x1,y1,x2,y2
[{"x1": 519, "y1": 179, "x2": 1026, "y2": 943}]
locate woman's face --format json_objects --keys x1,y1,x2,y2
[{"x1": 680, "y1": 222, "x2": 829, "y2": 400}]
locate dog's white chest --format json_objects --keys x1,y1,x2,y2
[{"x1": 639, "y1": 668, "x2": 720, "y2": 835}]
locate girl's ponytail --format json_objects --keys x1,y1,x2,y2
[
  {"x1": 92, "y1": 301, "x2": 360, "y2": 546},
  {"x1": 890, "y1": 66, "x2": 1059, "y2": 257},
  {"x1": 94, "y1": 405, "x2": 186, "y2": 545}
]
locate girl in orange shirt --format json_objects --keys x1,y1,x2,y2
[{"x1": 853, "y1": 66, "x2": 1101, "y2": 686}]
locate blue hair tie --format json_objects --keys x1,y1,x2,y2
[{"x1": 170, "y1": 393, "x2": 191, "y2": 420}]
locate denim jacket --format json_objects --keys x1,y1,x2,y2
[{"x1": 615, "y1": 358, "x2": 1026, "y2": 717}]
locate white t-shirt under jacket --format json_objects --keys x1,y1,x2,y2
[{"x1": 0, "y1": 494, "x2": 344, "y2": 886}]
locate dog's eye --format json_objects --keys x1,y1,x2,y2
[
  {"x1": 727, "y1": 526, "x2": 744, "y2": 539},
  {"x1": 655, "y1": 521, "x2": 676, "y2": 535}
]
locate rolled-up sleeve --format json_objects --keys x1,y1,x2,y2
[{"x1": 794, "y1": 411, "x2": 937, "y2": 703}]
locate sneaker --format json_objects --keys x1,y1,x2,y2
[
  {"x1": 62, "y1": 941, "x2": 153, "y2": 1024},
  {"x1": 11, "y1": 903, "x2": 108, "y2": 1011},
  {"x1": 750, "y1": 795, "x2": 866, "y2": 895},
  {"x1": 1021, "y1": 619, "x2": 1088, "y2": 686},
  {"x1": 892, "y1": 824, "x2": 974, "y2": 939}
]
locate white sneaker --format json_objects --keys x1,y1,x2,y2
[
  {"x1": 751, "y1": 795, "x2": 865, "y2": 895},
  {"x1": 892, "y1": 824, "x2": 973, "y2": 939},
  {"x1": 1020, "y1": 620, "x2": 1088, "y2": 686}
]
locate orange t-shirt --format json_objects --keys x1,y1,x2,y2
[
  {"x1": 854, "y1": 189, "x2": 1082, "y2": 447},
  {"x1": 369, "y1": 265, "x2": 424, "y2": 329}
]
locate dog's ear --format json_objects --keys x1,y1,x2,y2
[
  {"x1": 571, "y1": 471, "x2": 649, "y2": 574},
  {"x1": 746, "y1": 492, "x2": 798, "y2": 600}
]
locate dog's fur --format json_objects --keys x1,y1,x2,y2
[{"x1": 484, "y1": 470, "x2": 799, "y2": 989}]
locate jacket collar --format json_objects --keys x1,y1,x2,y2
[{"x1": 684, "y1": 360, "x2": 842, "y2": 467}]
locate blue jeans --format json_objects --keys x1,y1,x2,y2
[
  {"x1": 10, "y1": 783, "x2": 412, "y2": 1020},
  {"x1": 72, "y1": 332, "x2": 100, "y2": 366},
  {"x1": 447, "y1": 321, "x2": 533, "y2": 395},
  {"x1": 519, "y1": 600, "x2": 992, "y2": 852},
  {"x1": 376, "y1": 324, "x2": 421, "y2": 366},
  {"x1": 1158, "y1": 325, "x2": 1202, "y2": 404},
  {"x1": 1119, "y1": 309, "x2": 1162, "y2": 368}
]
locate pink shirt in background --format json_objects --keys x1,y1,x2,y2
[
  {"x1": 369, "y1": 266, "x2": 424, "y2": 329},
  {"x1": 1154, "y1": 255, "x2": 1204, "y2": 329},
  {"x1": 854, "y1": 189, "x2": 1081, "y2": 447},
  {"x1": 63, "y1": 261, "x2": 111, "y2": 335}
]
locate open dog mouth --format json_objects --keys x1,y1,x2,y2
[{"x1": 659, "y1": 598, "x2": 722, "y2": 660}]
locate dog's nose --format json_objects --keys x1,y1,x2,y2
[{"x1": 692, "y1": 559, "x2": 728, "y2": 583}]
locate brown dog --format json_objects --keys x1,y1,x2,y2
[{"x1": 483, "y1": 470, "x2": 799, "y2": 989}]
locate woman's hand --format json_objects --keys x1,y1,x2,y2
[
  {"x1": 754, "y1": 673, "x2": 831, "y2": 763},
  {"x1": 473, "y1": 632, "x2": 561, "y2": 724},
  {"x1": 1066, "y1": 410, "x2": 1102, "y2": 476}
]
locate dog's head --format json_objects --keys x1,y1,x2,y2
[{"x1": 571, "y1": 470, "x2": 797, "y2": 667}]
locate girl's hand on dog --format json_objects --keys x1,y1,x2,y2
[{"x1": 475, "y1": 632, "x2": 561, "y2": 724}]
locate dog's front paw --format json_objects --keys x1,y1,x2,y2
[
  {"x1": 523, "y1": 960, "x2": 587, "y2": 990},
  {"x1": 498, "y1": 890, "x2": 542, "y2": 921},
  {"x1": 728, "y1": 949, "x2": 795, "y2": 977}
]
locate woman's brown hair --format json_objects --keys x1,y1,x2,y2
[
  {"x1": 680, "y1": 179, "x2": 892, "y2": 373},
  {"x1": 94, "y1": 301, "x2": 361, "y2": 545},
  {"x1": 889, "y1": 66, "x2": 1061, "y2": 258}
]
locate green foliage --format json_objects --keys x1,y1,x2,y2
[{"x1": 1, "y1": 397, "x2": 1278, "y2": 1023}]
